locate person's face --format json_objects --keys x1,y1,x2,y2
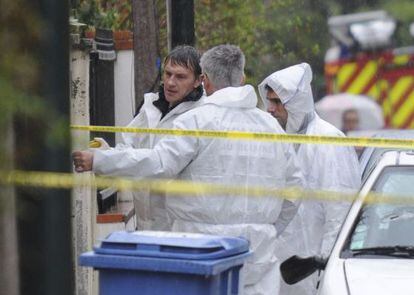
[
  {"x1": 342, "y1": 110, "x2": 359, "y2": 133},
  {"x1": 266, "y1": 89, "x2": 288, "y2": 130},
  {"x1": 163, "y1": 61, "x2": 201, "y2": 106}
]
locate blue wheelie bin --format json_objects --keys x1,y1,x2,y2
[{"x1": 79, "y1": 231, "x2": 251, "y2": 295}]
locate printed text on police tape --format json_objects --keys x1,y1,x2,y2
[
  {"x1": 1, "y1": 170, "x2": 412, "y2": 205},
  {"x1": 71, "y1": 125, "x2": 414, "y2": 149}
]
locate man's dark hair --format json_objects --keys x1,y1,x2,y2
[{"x1": 164, "y1": 45, "x2": 202, "y2": 77}]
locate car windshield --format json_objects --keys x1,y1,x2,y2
[{"x1": 348, "y1": 166, "x2": 414, "y2": 252}]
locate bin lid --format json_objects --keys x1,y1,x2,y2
[{"x1": 94, "y1": 230, "x2": 249, "y2": 260}]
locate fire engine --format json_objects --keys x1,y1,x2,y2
[{"x1": 325, "y1": 10, "x2": 414, "y2": 128}]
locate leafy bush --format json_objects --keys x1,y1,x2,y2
[{"x1": 74, "y1": 0, "x2": 132, "y2": 30}]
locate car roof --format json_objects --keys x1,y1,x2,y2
[{"x1": 360, "y1": 130, "x2": 414, "y2": 183}]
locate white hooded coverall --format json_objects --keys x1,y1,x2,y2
[
  {"x1": 121, "y1": 91, "x2": 204, "y2": 231},
  {"x1": 92, "y1": 85, "x2": 304, "y2": 295},
  {"x1": 259, "y1": 63, "x2": 361, "y2": 295}
]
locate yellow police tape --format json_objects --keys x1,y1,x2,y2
[
  {"x1": 71, "y1": 125, "x2": 414, "y2": 149},
  {"x1": 1, "y1": 170, "x2": 412, "y2": 205}
]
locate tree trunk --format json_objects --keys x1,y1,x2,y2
[
  {"x1": 14, "y1": 1, "x2": 73, "y2": 294},
  {"x1": 132, "y1": 0, "x2": 160, "y2": 109}
]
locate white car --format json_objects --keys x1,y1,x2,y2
[{"x1": 281, "y1": 150, "x2": 414, "y2": 295}]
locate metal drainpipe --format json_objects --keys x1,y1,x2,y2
[
  {"x1": 167, "y1": 0, "x2": 195, "y2": 50},
  {"x1": 89, "y1": 28, "x2": 117, "y2": 147},
  {"x1": 89, "y1": 28, "x2": 118, "y2": 214}
]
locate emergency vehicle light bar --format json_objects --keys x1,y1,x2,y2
[{"x1": 328, "y1": 10, "x2": 395, "y2": 49}]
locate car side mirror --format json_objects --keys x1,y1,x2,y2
[{"x1": 280, "y1": 255, "x2": 327, "y2": 285}]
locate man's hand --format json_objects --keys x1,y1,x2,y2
[{"x1": 72, "y1": 151, "x2": 94, "y2": 172}]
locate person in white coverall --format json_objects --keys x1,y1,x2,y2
[
  {"x1": 121, "y1": 45, "x2": 204, "y2": 231},
  {"x1": 73, "y1": 45, "x2": 304, "y2": 295},
  {"x1": 90, "y1": 45, "x2": 204, "y2": 231},
  {"x1": 258, "y1": 63, "x2": 361, "y2": 295}
]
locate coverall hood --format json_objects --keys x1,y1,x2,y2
[{"x1": 259, "y1": 63, "x2": 315, "y2": 134}]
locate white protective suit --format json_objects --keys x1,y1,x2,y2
[
  {"x1": 259, "y1": 63, "x2": 361, "y2": 295},
  {"x1": 92, "y1": 85, "x2": 304, "y2": 295},
  {"x1": 121, "y1": 91, "x2": 204, "y2": 230}
]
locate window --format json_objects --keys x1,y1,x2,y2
[{"x1": 348, "y1": 166, "x2": 414, "y2": 251}]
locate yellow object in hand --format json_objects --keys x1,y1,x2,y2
[{"x1": 89, "y1": 139, "x2": 102, "y2": 148}]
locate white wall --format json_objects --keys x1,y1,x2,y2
[
  {"x1": 114, "y1": 50, "x2": 135, "y2": 144},
  {"x1": 114, "y1": 50, "x2": 135, "y2": 202}
]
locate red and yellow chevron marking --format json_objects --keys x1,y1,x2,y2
[
  {"x1": 334, "y1": 59, "x2": 380, "y2": 98},
  {"x1": 326, "y1": 52, "x2": 414, "y2": 129},
  {"x1": 393, "y1": 54, "x2": 410, "y2": 66},
  {"x1": 388, "y1": 76, "x2": 414, "y2": 128},
  {"x1": 381, "y1": 54, "x2": 414, "y2": 128}
]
